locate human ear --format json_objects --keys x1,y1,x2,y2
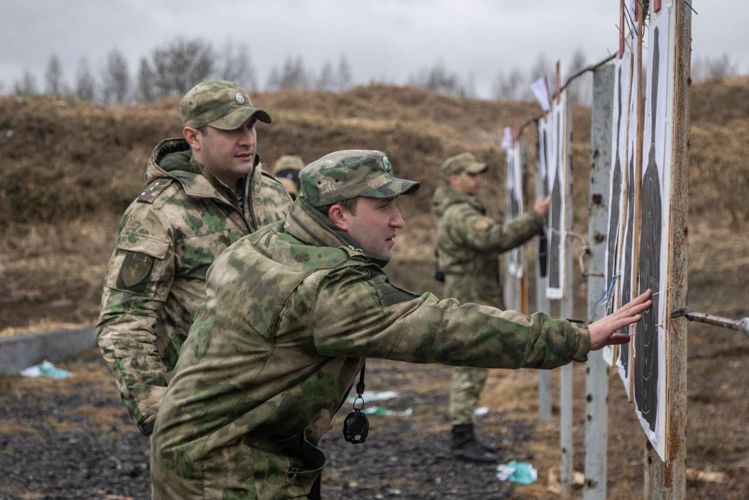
[
  {"x1": 183, "y1": 127, "x2": 201, "y2": 150},
  {"x1": 328, "y1": 204, "x2": 349, "y2": 231}
]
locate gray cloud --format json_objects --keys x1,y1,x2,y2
[{"x1": 0, "y1": 0, "x2": 744, "y2": 97}]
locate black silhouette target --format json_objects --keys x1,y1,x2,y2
[
  {"x1": 537, "y1": 124, "x2": 550, "y2": 278},
  {"x1": 618, "y1": 150, "x2": 635, "y2": 376},
  {"x1": 635, "y1": 26, "x2": 663, "y2": 433},
  {"x1": 547, "y1": 112, "x2": 562, "y2": 293}
]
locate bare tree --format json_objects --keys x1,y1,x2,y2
[
  {"x1": 529, "y1": 52, "x2": 554, "y2": 87},
  {"x1": 336, "y1": 55, "x2": 352, "y2": 90},
  {"x1": 266, "y1": 66, "x2": 281, "y2": 91},
  {"x1": 218, "y1": 41, "x2": 257, "y2": 90},
  {"x1": 135, "y1": 57, "x2": 156, "y2": 103},
  {"x1": 491, "y1": 68, "x2": 525, "y2": 101},
  {"x1": 464, "y1": 73, "x2": 476, "y2": 99},
  {"x1": 268, "y1": 56, "x2": 309, "y2": 90},
  {"x1": 45, "y1": 54, "x2": 67, "y2": 96},
  {"x1": 74, "y1": 57, "x2": 96, "y2": 101},
  {"x1": 101, "y1": 48, "x2": 130, "y2": 104},
  {"x1": 150, "y1": 37, "x2": 215, "y2": 98},
  {"x1": 316, "y1": 61, "x2": 336, "y2": 91},
  {"x1": 409, "y1": 59, "x2": 468, "y2": 97},
  {"x1": 13, "y1": 71, "x2": 39, "y2": 96},
  {"x1": 565, "y1": 47, "x2": 590, "y2": 105},
  {"x1": 692, "y1": 52, "x2": 740, "y2": 82}
]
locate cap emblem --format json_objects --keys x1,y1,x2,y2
[
  {"x1": 234, "y1": 92, "x2": 245, "y2": 104},
  {"x1": 382, "y1": 156, "x2": 392, "y2": 173}
]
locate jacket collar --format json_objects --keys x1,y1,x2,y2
[
  {"x1": 147, "y1": 137, "x2": 263, "y2": 210},
  {"x1": 284, "y1": 199, "x2": 389, "y2": 266},
  {"x1": 432, "y1": 186, "x2": 487, "y2": 216}
]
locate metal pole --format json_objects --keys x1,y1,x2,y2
[
  {"x1": 644, "y1": 0, "x2": 690, "y2": 497},
  {"x1": 672, "y1": 309, "x2": 749, "y2": 336},
  {"x1": 583, "y1": 62, "x2": 615, "y2": 500}
]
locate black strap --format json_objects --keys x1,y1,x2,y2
[{"x1": 355, "y1": 362, "x2": 366, "y2": 397}]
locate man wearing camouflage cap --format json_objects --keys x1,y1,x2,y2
[
  {"x1": 97, "y1": 80, "x2": 292, "y2": 435},
  {"x1": 149, "y1": 149, "x2": 650, "y2": 499},
  {"x1": 432, "y1": 151, "x2": 551, "y2": 462},
  {"x1": 272, "y1": 154, "x2": 305, "y2": 199}
]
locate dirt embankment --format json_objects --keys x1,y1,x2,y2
[{"x1": 0, "y1": 78, "x2": 747, "y2": 498}]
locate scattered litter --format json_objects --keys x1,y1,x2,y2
[
  {"x1": 362, "y1": 406, "x2": 413, "y2": 417},
  {"x1": 496, "y1": 460, "x2": 538, "y2": 485},
  {"x1": 20, "y1": 360, "x2": 72, "y2": 379},
  {"x1": 346, "y1": 390, "x2": 399, "y2": 404},
  {"x1": 547, "y1": 466, "x2": 585, "y2": 493},
  {"x1": 473, "y1": 406, "x2": 489, "y2": 417}
]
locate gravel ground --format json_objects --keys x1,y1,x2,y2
[{"x1": 0, "y1": 349, "x2": 528, "y2": 500}]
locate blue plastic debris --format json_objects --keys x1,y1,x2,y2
[
  {"x1": 496, "y1": 460, "x2": 538, "y2": 485},
  {"x1": 20, "y1": 360, "x2": 72, "y2": 379}
]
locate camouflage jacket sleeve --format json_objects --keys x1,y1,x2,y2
[
  {"x1": 445, "y1": 204, "x2": 544, "y2": 253},
  {"x1": 96, "y1": 204, "x2": 175, "y2": 435},
  {"x1": 310, "y1": 265, "x2": 590, "y2": 368}
]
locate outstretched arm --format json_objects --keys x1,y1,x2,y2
[{"x1": 588, "y1": 289, "x2": 653, "y2": 349}]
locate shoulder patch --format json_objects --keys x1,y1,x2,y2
[
  {"x1": 116, "y1": 251, "x2": 154, "y2": 291},
  {"x1": 137, "y1": 178, "x2": 173, "y2": 203},
  {"x1": 472, "y1": 218, "x2": 492, "y2": 232}
]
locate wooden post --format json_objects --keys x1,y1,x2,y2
[
  {"x1": 644, "y1": 0, "x2": 690, "y2": 497},
  {"x1": 583, "y1": 62, "x2": 615, "y2": 500},
  {"x1": 559, "y1": 93, "x2": 574, "y2": 497}
]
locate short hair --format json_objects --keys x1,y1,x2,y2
[{"x1": 317, "y1": 197, "x2": 359, "y2": 217}]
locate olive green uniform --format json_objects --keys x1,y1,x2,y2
[
  {"x1": 96, "y1": 137, "x2": 292, "y2": 434},
  {"x1": 150, "y1": 198, "x2": 589, "y2": 499},
  {"x1": 432, "y1": 186, "x2": 545, "y2": 425}
]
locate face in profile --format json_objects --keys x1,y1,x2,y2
[
  {"x1": 335, "y1": 197, "x2": 405, "y2": 261},
  {"x1": 451, "y1": 170, "x2": 482, "y2": 195},
  {"x1": 191, "y1": 119, "x2": 258, "y2": 185}
]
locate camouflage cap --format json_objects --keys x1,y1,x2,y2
[
  {"x1": 300, "y1": 150, "x2": 420, "y2": 207},
  {"x1": 180, "y1": 80, "x2": 271, "y2": 130},
  {"x1": 273, "y1": 156, "x2": 304, "y2": 196},
  {"x1": 440, "y1": 152, "x2": 488, "y2": 176},
  {"x1": 272, "y1": 155, "x2": 305, "y2": 174}
]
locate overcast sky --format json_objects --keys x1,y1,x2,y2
[{"x1": 0, "y1": 0, "x2": 744, "y2": 98}]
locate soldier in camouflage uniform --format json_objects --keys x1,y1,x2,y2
[
  {"x1": 149, "y1": 149, "x2": 650, "y2": 499},
  {"x1": 96, "y1": 80, "x2": 292, "y2": 435},
  {"x1": 432, "y1": 152, "x2": 551, "y2": 462},
  {"x1": 272, "y1": 155, "x2": 305, "y2": 199}
]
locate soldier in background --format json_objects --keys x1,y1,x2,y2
[
  {"x1": 96, "y1": 80, "x2": 292, "y2": 435},
  {"x1": 432, "y1": 152, "x2": 551, "y2": 462},
  {"x1": 149, "y1": 149, "x2": 650, "y2": 499},
  {"x1": 273, "y1": 154, "x2": 304, "y2": 199}
]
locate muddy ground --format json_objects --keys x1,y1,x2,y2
[
  {"x1": 1, "y1": 318, "x2": 746, "y2": 499},
  {"x1": 0, "y1": 349, "x2": 526, "y2": 500}
]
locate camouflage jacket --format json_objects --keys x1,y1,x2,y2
[
  {"x1": 432, "y1": 186, "x2": 544, "y2": 308},
  {"x1": 150, "y1": 199, "x2": 590, "y2": 500},
  {"x1": 96, "y1": 138, "x2": 292, "y2": 435}
]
